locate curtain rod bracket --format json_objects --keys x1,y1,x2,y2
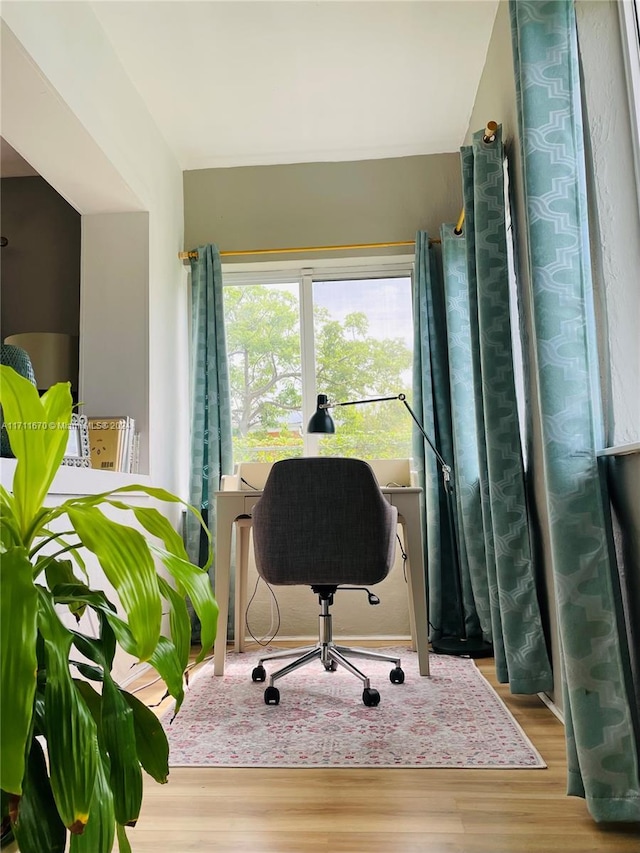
[{"x1": 483, "y1": 120, "x2": 498, "y2": 144}]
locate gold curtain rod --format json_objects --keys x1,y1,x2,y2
[
  {"x1": 178, "y1": 226, "x2": 466, "y2": 261},
  {"x1": 179, "y1": 240, "x2": 423, "y2": 261}
]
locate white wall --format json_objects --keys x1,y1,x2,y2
[
  {"x1": 81, "y1": 213, "x2": 150, "y2": 473},
  {"x1": 1, "y1": 4, "x2": 188, "y2": 494},
  {"x1": 575, "y1": 0, "x2": 640, "y2": 447}
]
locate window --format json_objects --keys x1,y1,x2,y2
[{"x1": 223, "y1": 259, "x2": 414, "y2": 464}]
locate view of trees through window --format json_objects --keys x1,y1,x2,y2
[{"x1": 224, "y1": 272, "x2": 414, "y2": 464}]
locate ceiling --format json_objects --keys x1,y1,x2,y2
[{"x1": 90, "y1": 0, "x2": 500, "y2": 171}]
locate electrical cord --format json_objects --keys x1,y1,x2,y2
[
  {"x1": 244, "y1": 574, "x2": 281, "y2": 647},
  {"x1": 394, "y1": 532, "x2": 438, "y2": 633},
  {"x1": 240, "y1": 476, "x2": 259, "y2": 490},
  {"x1": 396, "y1": 532, "x2": 408, "y2": 582}
]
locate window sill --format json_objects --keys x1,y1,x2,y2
[{"x1": 597, "y1": 442, "x2": 640, "y2": 458}]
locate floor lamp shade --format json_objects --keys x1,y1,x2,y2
[{"x1": 3, "y1": 332, "x2": 79, "y2": 392}]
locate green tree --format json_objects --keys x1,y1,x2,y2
[
  {"x1": 225, "y1": 286, "x2": 302, "y2": 435},
  {"x1": 224, "y1": 285, "x2": 413, "y2": 461}
]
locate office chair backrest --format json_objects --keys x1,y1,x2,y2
[{"x1": 252, "y1": 457, "x2": 398, "y2": 587}]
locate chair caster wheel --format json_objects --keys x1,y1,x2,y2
[
  {"x1": 390, "y1": 666, "x2": 405, "y2": 684},
  {"x1": 264, "y1": 686, "x2": 280, "y2": 705},
  {"x1": 362, "y1": 688, "x2": 380, "y2": 707},
  {"x1": 324, "y1": 660, "x2": 338, "y2": 671},
  {"x1": 252, "y1": 665, "x2": 266, "y2": 682}
]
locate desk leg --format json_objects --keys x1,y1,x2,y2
[
  {"x1": 213, "y1": 509, "x2": 234, "y2": 676},
  {"x1": 400, "y1": 507, "x2": 430, "y2": 677},
  {"x1": 234, "y1": 521, "x2": 252, "y2": 654},
  {"x1": 399, "y1": 522, "x2": 417, "y2": 652}
]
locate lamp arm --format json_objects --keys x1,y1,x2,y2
[
  {"x1": 397, "y1": 396, "x2": 451, "y2": 480},
  {"x1": 325, "y1": 395, "x2": 402, "y2": 408},
  {"x1": 320, "y1": 392, "x2": 452, "y2": 486}
]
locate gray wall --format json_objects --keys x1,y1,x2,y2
[
  {"x1": 1, "y1": 175, "x2": 80, "y2": 340},
  {"x1": 184, "y1": 153, "x2": 463, "y2": 258}
]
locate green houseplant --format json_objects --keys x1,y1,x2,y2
[{"x1": 0, "y1": 366, "x2": 218, "y2": 852}]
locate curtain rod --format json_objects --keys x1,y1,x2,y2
[
  {"x1": 179, "y1": 240, "x2": 420, "y2": 261},
  {"x1": 179, "y1": 238, "x2": 439, "y2": 262}
]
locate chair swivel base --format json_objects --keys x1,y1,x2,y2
[{"x1": 252, "y1": 641, "x2": 405, "y2": 707}]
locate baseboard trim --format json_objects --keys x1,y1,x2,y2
[{"x1": 538, "y1": 691, "x2": 564, "y2": 724}]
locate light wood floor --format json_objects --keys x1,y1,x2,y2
[{"x1": 122, "y1": 644, "x2": 640, "y2": 853}]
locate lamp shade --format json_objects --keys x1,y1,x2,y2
[
  {"x1": 307, "y1": 394, "x2": 335, "y2": 434},
  {"x1": 3, "y1": 332, "x2": 79, "y2": 391}
]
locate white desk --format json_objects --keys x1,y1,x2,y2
[{"x1": 213, "y1": 486, "x2": 430, "y2": 677}]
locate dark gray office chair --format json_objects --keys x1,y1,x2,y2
[{"x1": 250, "y1": 457, "x2": 405, "y2": 707}]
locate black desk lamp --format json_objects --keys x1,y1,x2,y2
[{"x1": 307, "y1": 392, "x2": 492, "y2": 658}]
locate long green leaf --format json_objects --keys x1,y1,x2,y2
[
  {"x1": 0, "y1": 494, "x2": 20, "y2": 550},
  {"x1": 37, "y1": 589, "x2": 98, "y2": 833},
  {"x1": 101, "y1": 668, "x2": 142, "y2": 826},
  {"x1": 69, "y1": 756, "x2": 115, "y2": 853},
  {"x1": 74, "y1": 680, "x2": 104, "y2": 742},
  {"x1": 32, "y1": 528, "x2": 89, "y2": 581},
  {"x1": 72, "y1": 611, "x2": 142, "y2": 829},
  {"x1": 44, "y1": 558, "x2": 88, "y2": 620},
  {"x1": 122, "y1": 690, "x2": 169, "y2": 785},
  {"x1": 150, "y1": 544, "x2": 218, "y2": 662},
  {"x1": 71, "y1": 661, "x2": 105, "y2": 682},
  {"x1": 158, "y1": 575, "x2": 191, "y2": 671},
  {"x1": 51, "y1": 588, "x2": 182, "y2": 709},
  {"x1": 64, "y1": 485, "x2": 213, "y2": 570},
  {"x1": 12, "y1": 737, "x2": 66, "y2": 853},
  {"x1": 102, "y1": 502, "x2": 216, "y2": 661},
  {"x1": 116, "y1": 822, "x2": 132, "y2": 853},
  {"x1": 0, "y1": 547, "x2": 38, "y2": 795},
  {"x1": 66, "y1": 506, "x2": 161, "y2": 660},
  {"x1": 148, "y1": 635, "x2": 185, "y2": 711},
  {"x1": 131, "y1": 506, "x2": 190, "y2": 561},
  {"x1": 133, "y1": 507, "x2": 217, "y2": 660},
  {"x1": 0, "y1": 367, "x2": 46, "y2": 532},
  {"x1": 68, "y1": 601, "x2": 186, "y2": 710},
  {"x1": 0, "y1": 368, "x2": 71, "y2": 538}
]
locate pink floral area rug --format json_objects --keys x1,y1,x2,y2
[{"x1": 161, "y1": 647, "x2": 547, "y2": 769}]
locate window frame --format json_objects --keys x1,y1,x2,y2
[{"x1": 221, "y1": 254, "x2": 415, "y2": 458}]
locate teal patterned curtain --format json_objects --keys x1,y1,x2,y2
[
  {"x1": 186, "y1": 245, "x2": 233, "y2": 636},
  {"x1": 461, "y1": 127, "x2": 552, "y2": 694},
  {"x1": 414, "y1": 126, "x2": 552, "y2": 695},
  {"x1": 510, "y1": 0, "x2": 640, "y2": 821},
  {"x1": 412, "y1": 233, "x2": 460, "y2": 641}
]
